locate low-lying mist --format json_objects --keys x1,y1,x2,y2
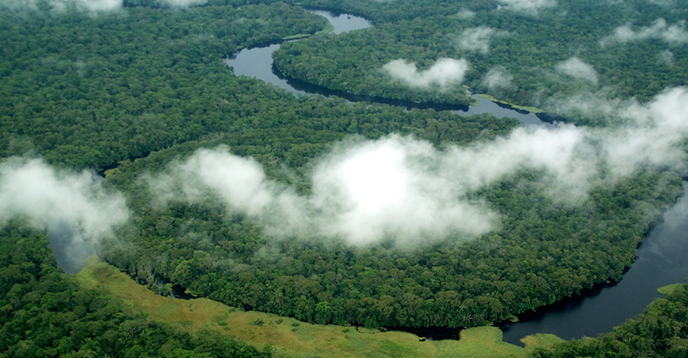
[
  {"x1": 150, "y1": 87, "x2": 688, "y2": 247},
  {"x1": 0, "y1": 0, "x2": 207, "y2": 14},
  {"x1": 383, "y1": 58, "x2": 469, "y2": 89},
  {"x1": 2, "y1": 87, "x2": 686, "y2": 263},
  {"x1": 0, "y1": 158, "x2": 129, "y2": 272}
]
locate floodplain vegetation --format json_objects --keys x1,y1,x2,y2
[
  {"x1": 273, "y1": 0, "x2": 688, "y2": 125},
  {"x1": 1, "y1": 0, "x2": 688, "y2": 357}
]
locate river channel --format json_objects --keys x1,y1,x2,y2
[
  {"x1": 225, "y1": 10, "x2": 545, "y2": 126},
  {"x1": 226, "y1": 8, "x2": 688, "y2": 343},
  {"x1": 500, "y1": 185, "x2": 688, "y2": 343}
]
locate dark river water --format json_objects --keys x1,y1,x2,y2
[
  {"x1": 49, "y1": 222, "x2": 96, "y2": 274},
  {"x1": 225, "y1": 9, "x2": 688, "y2": 343},
  {"x1": 501, "y1": 183, "x2": 688, "y2": 344},
  {"x1": 225, "y1": 10, "x2": 546, "y2": 126}
]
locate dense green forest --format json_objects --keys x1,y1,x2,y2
[
  {"x1": 0, "y1": 1, "x2": 327, "y2": 169},
  {"x1": 101, "y1": 138, "x2": 683, "y2": 328},
  {"x1": 532, "y1": 284, "x2": 688, "y2": 357},
  {"x1": 1, "y1": 0, "x2": 688, "y2": 357},
  {"x1": 271, "y1": 0, "x2": 688, "y2": 124},
  {"x1": 0, "y1": 224, "x2": 271, "y2": 357}
]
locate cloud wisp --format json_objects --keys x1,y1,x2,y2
[
  {"x1": 150, "y1": 87, "x2": 688, "y2": 247},
  {"x1": 658, "y1": 49, "x2": 674, "y2": 66},
  {"x1": 383, "y1": 58, "x2": 469, "y2": 89},
  {"x1": 482, "y1": 66, "x2": 514, "y2": 93},
  {"x1": 455, "y1": 9, "x2": 475, "y2": 19},
  {"x1": 500, "y1": 0, "x2": 557, "y2": 15},
  {"x1": 602, "y1": 19, "x2": 688, "y2": 46},
  {"x1": 0, "y1": 0, "x2": 123, "y2": 13},
  {"x1": 158, "y1": 0, "x2": 207, "y2": 7},
  {"x1": 455, "y1": 27, "x2": 508, "y2": 54},
  {"x1": 150, "y1": 142, "x2": 497, "y2": 247},
  {"x1": 556, "y1": 57, "x2": 599, "y2": 85},
  {"x1": 0, "y1": 158, "x2": 129, "y2": 272},
  {"x1": 0, "y1": 0, "x2": 206, "y2": 13}
]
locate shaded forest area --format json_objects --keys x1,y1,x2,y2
[
  {"x1": 1, "y1": 0, "x2": 688, "y2": 357},
  {"x1": 0, "y1": 224, "x2": 272, "y2": 357},
  {"x1": 532, "y1": 284, "x2": 688, "y2": 358},
  {"x1": 271, "y1": 0, "x2": 688, "y2": 125},
  {"x1": 0, "y1": 2, "x2": 326, "y2": 169}
]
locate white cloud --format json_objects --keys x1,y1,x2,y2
[
  {"x1": 658, "y1": 49, "x2": 674, "y2": 66},
  {"x1": 150, "y1": 141, "x2": 496, "y2": 247},
  {"x1": 0, "y1": 0, "x2": 123, "y2": 13},
  {"x1": 647, "y1": 0, "x2": 674, "y2": 6},
  {"x1": 602, "y1": 19, "x2": 688, "y2": 46},
  {"x1": 556, "y1": 57, "x2": 599, "y2": 85},
  {"x1": 0, "y1": 0, "x2": 205, "y2": 13},
  {"x1": 159, "y1": 0, "x2": 207, "y2": 7},
  {"x1": 0, "y1": 158, "x2": 129, "y2": 271},
  {"x1": 500, "y1": 0, "x2": 557, "y2": 14},
  {"x1": 602, "y1": 88, "x2": 688, "y2": 177},
  {"x1": 456, "y1": 27, "x2": 507, "y2": 54},
  {"x1": 150, "y1": 87, "x2": 688, "y2": 247},
  {"x1": 309, "y1": 138, "x2": 496, "y2": 245},
  {"x1": 75, "y1": 0, "x2": 122, "y2": 12},
  {"x1": 545, "y1": 88, "x2": 688, "y2": 177},
  {"x1": 383, "y1": 58, "x2": 469, "y2": 89},
  {"x1": 456, "y1": 9, "x2": 475, "y2": 19},
  {"x1": 482, "y1": 66, "x2": 514, "y2": 93}
]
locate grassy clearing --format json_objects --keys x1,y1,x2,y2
[
  {"x1": 316, "y1": 21, "x2": 335, "y2": 34},
  {"x1": 284, "y1": 17, "x2": 335, "y2": 40},
  {"x1": 435, "y1": 327, "x2": 528, "y2": 358},
  {"x1": 283, "y1": 33, "x2": 313, "y2": 40},
  {"x1": 521, "y1": 334, "x2": 566, "y2": 351},
  {"x1": 77, "y1": 259, "x2": 555, "y2": 358},
  {"x1": 478, "y1": 94, "x2": 545, "y2": 113},
  {"x1": 658, "y1": 283, "x2": 683, "y2": 295}
]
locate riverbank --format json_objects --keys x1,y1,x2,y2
[
  {"x1": 500, "y1": 182, "x2": 688, "y2": 344},
  {"x1": 101, "y1": 6, "x2": 685, "y2": 349},
  {"x1": 77, "y1": 259, "x2": 561, "y2": 358},
  {"x1": 477, "y1": 94, "x2": 545, "y2": 114}
]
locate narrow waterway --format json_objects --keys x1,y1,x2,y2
[
  {"x1": 48, "y1": 222, "x2": 95, "y2": 274},
  {"x1": 225, "y1": 10, "x2": 546, "y2": 126},
  {"x1": 226, "y1": 8, "x2": 688, "y2": 343},
  {"x1": 501, "y1": 182, "x2": 688, "y2": 343},
  {"x1": 226, "y1": 9, "x2": 372, "y2": 96}
]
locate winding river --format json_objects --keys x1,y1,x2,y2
[
  {"x1": 501, "y1": 185, "x2": 688, "y2": 344},
  {"x1": 225, "y1": 10, "x2": 545, "y2": 126},
  {"x1": 226, "y1": 8, "x2": 688, "y2": 343}
]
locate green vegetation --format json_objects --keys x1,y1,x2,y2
[
  {"x1": 1, "y1": 0, "x2": 688, "y2": 357},
  {"x1": 271, "y1": 0, "x2": 688, "y2": 122},
  {"x1": 0, "y1": 225, "x2": 270, "y2": 358},
  {"x1": 0, "y1": 2, "x2": 328, "y2": 169},
  {"x1": 1, "y1": 0, "x2": 685, "y2": 335},
  {"x1": 102, "y1": 136, "x2": 683, "y2": 329},
  {"x1": 532, "y1": 283, "x2": 688, "y2": 357},
  {"x1": 282, "y1": 34, "x2": 313, "y2": 40},
  {"x1": 478, "y1": 94, "x2": 545, "y2": 114},
  {"x1": 273, "y1": 26, "x2": 476, "y2": 107},
  {"x1": 435, "y1": 327, "x2": 525, "y2": 357},
  {"x1": 316, "y1": 21, "x2": 336, "y2": 35},
  {"x1": 79, "y1": 258, "x2": 563, "y2": 358},
  {"x1": 658, "y1": 283, "x2": 683, "y2": 296}
]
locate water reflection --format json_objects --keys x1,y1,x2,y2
[
  {"x1": 226, "y1": 10, "x2": 547, "y2": 126},
  {"x1": 309, "y1": 9, "x2": 373, "y2": 35},
  {"x1": 228, "y1": 44, "x2": 308, "y2": 95},
  {"x1": 462, "y1": 95, "x2": 545, "y2": 126},
  {"x1": 501, "y1": 183, "x2": 688, "y2": 344},
  {"x1": 219, "y1": 7, "x2": 686, "y2": 343},
  {"x1": 47, "y1": 221, "x2": 95, "y2": 274}
]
